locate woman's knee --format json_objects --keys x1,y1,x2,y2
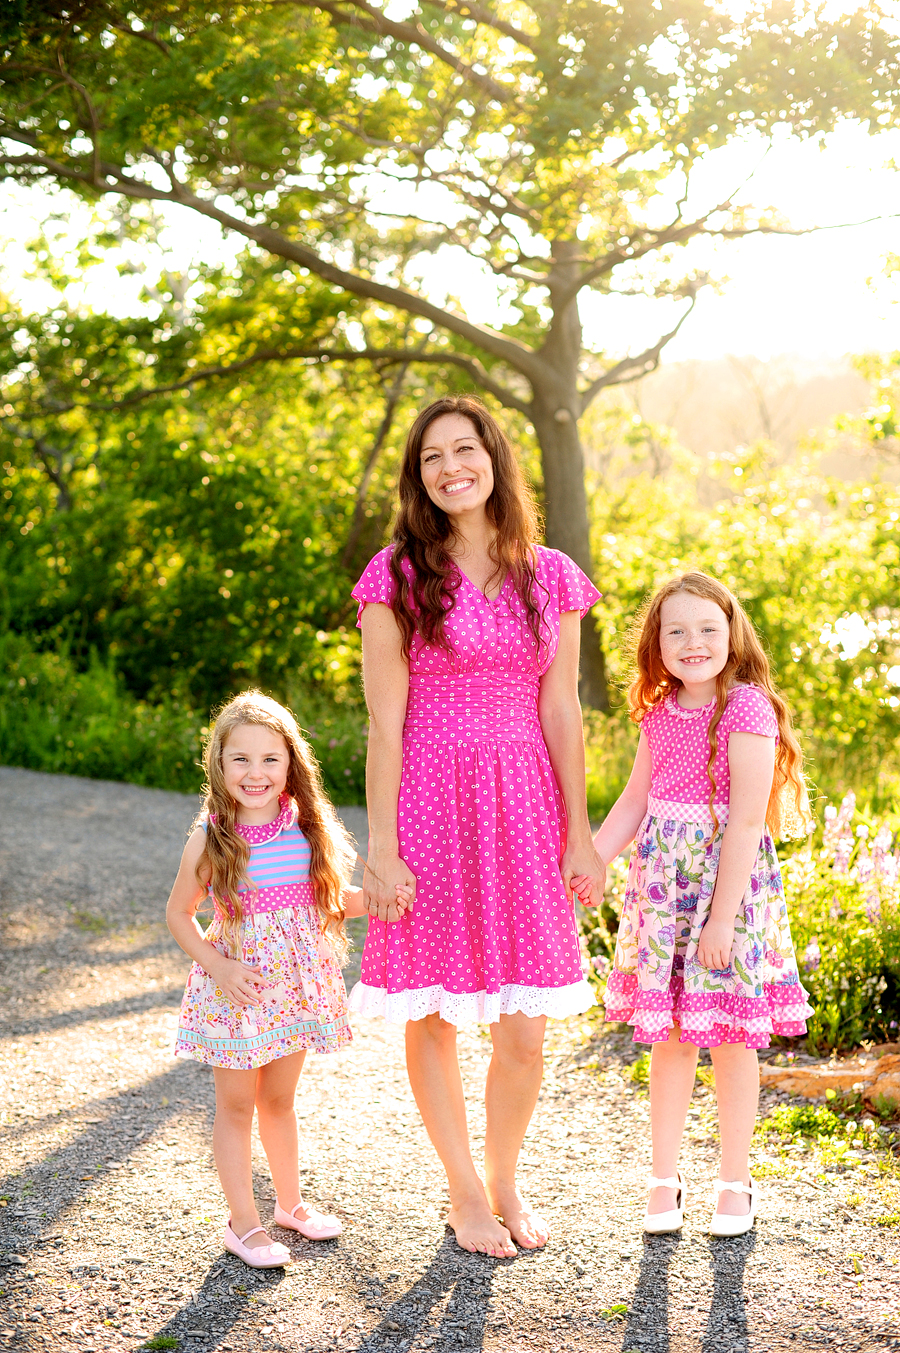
[
  {"x1": 407, "y1": 1011, "x2": 458, "y2": 1050},
  {"x1": 492, "y1": 1016, "x2": 545, "y2": 1068}
]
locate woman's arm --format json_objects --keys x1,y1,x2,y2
[
  {"x1": 538, "y1": 610, "x2": 606, "y2": 906},
  {"x1": 592, "y1": 732, "x2": 652, "y2": 865},
  {"x1": 697, "y1": 731, "x2": 775, "y2": 971},
  {"x1": 165, "y1": 828, "x2": 268, "y2": 1007},
  {"x1": 360, "y1": 602, "x2": 416, "y2": 923}
]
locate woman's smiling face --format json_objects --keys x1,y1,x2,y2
[{"x1": 419, "y1": 413, "x2": 495, "y2": 518}]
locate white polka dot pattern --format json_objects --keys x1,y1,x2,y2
[
  {"x1": 644, "y1": 685, "x2": 779, "y2": 806},
  {"x1": 349, "y1": 546, "x2": 600, "y2": 1025}
]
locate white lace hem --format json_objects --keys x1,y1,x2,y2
[{"x1": 348, "y1": 979, "x2": 596, "y2": 1025}]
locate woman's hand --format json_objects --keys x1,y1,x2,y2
[
  {"x1": 364, "y1": 851, "x2": 416, "y2": 924},
  {"x1": 697, "y1": 916, "x2": 735, "y2": 972},
  {"x1": 563, "y1": 842, "x2": 606, "y2": 909},
  {"x1": 209, "y1": 956, "x2": 269, "y2": 1007}
]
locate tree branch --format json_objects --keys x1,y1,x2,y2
[
  {"x1": 107, "y1": 20, "x2": 172, "y2": 56},
  {"x1": 340, "y1": 357, "x2": 413, "y2": 570},
  {"x1": 5, "y1": 421, "x2": 73, "y2": 510},
  {"x1": 288, "y1": 0, "x2": 513, "y2": 104},
  {"x1": 578, "y1": 294, "x2": 699, "y2": 411},
  {"x1": 20, "y1": 343, "x2": 531, "y2": 416},
  {"x1": 420, "y1": 0, "x2": 538, "y2": 51},
  {"x1": 0, "y1": 144, "x2": 544, "y2": 379}
]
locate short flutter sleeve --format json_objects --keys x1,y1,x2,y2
[
  {"x1": 352, "y1": 546, "x2": 397, "y2": 628},
  {"x1": 543, "y1": 548, "x2": 601, "y2": 617},
  {"x1": 722, "y1": 684, "x2": 779, "y2": 741}
]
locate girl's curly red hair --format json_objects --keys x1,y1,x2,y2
[{"x1": 629, "y1": 572, "x2": 809, "y2": 837}]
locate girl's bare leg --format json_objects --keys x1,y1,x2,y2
[
  {"x1": 406, "y1": 1013, "x2": 517, "y2": 1258},
  {"x1": 254, "y1": 1050, "x2": 307, "y2": 1216},
  {"x1": 709, "y1": 1042, "x2": 759, "y2": 1216},
  {"x1": 484, "y1": 1011, "x2": 548, "y2": 1249},
  {"x1": 213, "y1": 1066, "x2": 277, "y2": 1249},
  {"x1": 648, "y1": 1027, "x2": 699, "y2": 1214}
]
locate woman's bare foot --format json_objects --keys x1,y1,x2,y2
[
  {"x1": 447, "y1": 1196, "x2": 517, "y2": 1258},
  {"x1": 487, "y1": 1183, "x2": 549, "y2": 1250}
]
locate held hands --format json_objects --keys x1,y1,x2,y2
[
  {"x1": 697, "y1": 915, "x2": 736, "y2": 972},
  {"x1": 210, "y1": 956, "x2": 269, "y2": 1007},
  {"x1": 364, "y1": 853, "x2": 416, "y2": 924},
  {"x1": 564, "y1": 842, "x2": 607, "y2": 910}
]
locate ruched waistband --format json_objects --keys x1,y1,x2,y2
[
  {"x1": 404, "y1": 672, "x2": 542, "y2": 744},
  {"x1": 646, "y1": 796, "x2": 730, "y2": 826}
]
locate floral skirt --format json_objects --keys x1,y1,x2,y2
[
  {"x1": 604, "y1": 798, "x2": 813, "y2": 1049},
  {"x1": 174, "y1": 904, "x2": 352, "y2": 1070}
]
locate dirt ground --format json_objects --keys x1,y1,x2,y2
[{"x1": 1, "y1": 764, "x2": 899, "y2": 1353}]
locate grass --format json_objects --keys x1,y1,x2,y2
[
  {"x1": 628, "y1": 1050, "x2": 651, "y2": 1085},
  {"x1": 758, "y1": 1103, "x2": 845, "y2": 1138},
  {"x1": 140, "y1": 1338, "x2": 179, "y2": 1351}
]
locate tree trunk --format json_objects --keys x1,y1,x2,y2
[
  {"x1": 531, "y1": 394, "x2": 610, "y2": 711},
  {"x1": 528, "y1": 240, "x2": 610, "y2": 709}
]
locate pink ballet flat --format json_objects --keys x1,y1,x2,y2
[
  {"x1": 224, "y1": 1220, "x2": 292, "y2": 1268},
  {"x1": 274, "y1": 1199, "x2": 343, "y2": 1240}
]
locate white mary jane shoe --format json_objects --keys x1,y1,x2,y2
[
  {"x1": 709, "y1": 1177, "x2": 756, "y2": 1237},
  {"x1": 643, "y1": 1172, "x2": 686, "y2": 1234}
]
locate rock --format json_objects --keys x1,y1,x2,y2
[{"x1": 759, "y1": 1052, "x2": 900, "y2": 1107}]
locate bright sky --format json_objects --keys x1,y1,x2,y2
[{"x1": 2, "y1": 122, "x2": 898, "y2": 363}]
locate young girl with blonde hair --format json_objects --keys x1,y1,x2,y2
[
  {"x1": 167, "y1": 690, "x2": 408, "y2": 1267},
  {"x1": 577, "y1": 572, "x2": 812, "y2": 1237}
]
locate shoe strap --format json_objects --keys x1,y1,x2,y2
[
  {"x1": 714, "y1": 1179, "x2": 752, "y2": 1196},
  {"x1": 648, "y1": 1176, "x2": 682, "y2": 1190},
  {"x1": 238, "y1": 1225, "x2": 267, "y2": 1245}
]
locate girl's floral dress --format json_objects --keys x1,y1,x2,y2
[
  {"x1": 174, "y1": 796, "x2": 351, "y2": 1070},
  {"x1": 604, "y1": 685, "x2": 813, "y2": 1048}
]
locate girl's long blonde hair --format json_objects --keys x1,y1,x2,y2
[
  {"x1": 194, "y1": 691, "x2": 355, "y2": 958},
  {"x1": 629, "y1": 572, "x2": 811, "y2": 838}
]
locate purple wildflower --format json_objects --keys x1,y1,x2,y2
[{"x1": 803, "y1": 940, "x2": 821, "y2": 973}]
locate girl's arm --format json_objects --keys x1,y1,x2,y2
[
  {"x1": 360, "y1": 602, "x2": 416, "y2": 923},
  {"x1": 166, "y1": 828, "x2": 268, "y2": 1007},
  {"x1": 697, "y1": 731, "x2": 775, "y2": 971},
  {"x1": 591, "y1": 732, "x2": 652, "y2": 865},
  {"x1": 538, "y1": 610, "x2": 606, "y2": 907}
]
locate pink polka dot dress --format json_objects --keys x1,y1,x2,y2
[
  {"x1": 349, "y1": 545, "x2": 599, "y2": 1025},
  {"x1": 604, "y1": 685, "x2": 813, "y2": 1049}
]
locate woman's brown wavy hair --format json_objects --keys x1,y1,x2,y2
[
  {"x1": 628, "y1": 572, "x2": 810, "y2": 837},
  {"x1": 194, "y1": 691, "x2": 355, "y2": 959},
  {"x1": 389, "y1": 395, "x2": 547, "y2": 655}
]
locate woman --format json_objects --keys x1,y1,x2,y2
[{"x1": 350, "y1": 396, "x2": 605, "y2": 1258}]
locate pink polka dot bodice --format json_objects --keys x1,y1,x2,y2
[{"x1": 644, "y1": 685, "x2": 779, "y2": 807}]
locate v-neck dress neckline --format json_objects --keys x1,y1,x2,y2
[{"x1": 452, "y1": 562, "x2": 510, "y2": 605}]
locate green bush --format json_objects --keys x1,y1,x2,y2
[
  {"x1": 0, "y1": 629, "x2": 204, "y2": 792},
  {"x1": 0, "y1": 629, "x2": 368, "y2": 804},
  {"x1": 783, "y1": 793, "x2": 900, "y2": 1052}
]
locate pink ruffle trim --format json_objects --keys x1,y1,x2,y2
[{"x1": 604, "y1": 970, "x2": 812, "y2": 1049}]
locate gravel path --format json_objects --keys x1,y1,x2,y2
[{"x1": 1, "y1": 765, "x2": 898, "y2": 1353}]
